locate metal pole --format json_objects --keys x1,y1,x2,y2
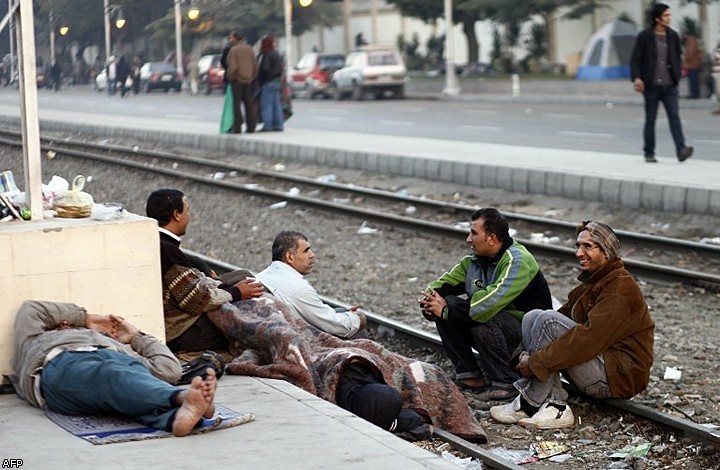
[
  {"x1": 49, "y1": 10, "x2": 55, "y2": 65},
  {"x1": 284, "y1": 0, "x2": 292, "y2": 72},
  {"x1": 8, "y1": 0, "x2": 15, "y2": 80},
  {"x1": 370, "y1": 0, "x2": 377, "y2": 43},
  {"x1": 442, "y1": 0, "x2": 460, "y2": 96},
  {"x1": 104, "y1": 0, "x2": 110, "y2": 60},
  {"x1": 16, "y1": 0, "x2": 43, "y2": 219},
  {"x1": 174, "y1": 0, "x2": 183, "y2": 78}
]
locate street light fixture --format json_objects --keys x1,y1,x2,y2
[
  {"x1": 187, "y1": 1, "x2": 200, "y2": 21},
  {"x1": 103, "y1": 1, "x2": 126, "y2": 60}
]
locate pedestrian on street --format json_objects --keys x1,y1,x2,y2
[
  {"x1": 131, "y1": 56, "x2": 142, "y2": 95},
  {"x1": 107, "y1": 56, "x2": 117, "y2": 96},
  {"x1": 188, "y1": 57, "x2": 200, "y2": 96},
  {"x1": 682, "y1": 31, "x2": 702, "y2": 99},
  {"x1": 225, "y1": 32, "x2": 258, "y2": 134},
  {"x1": 116, "y1": 56, "x2": 131, "y2": 98},
  {"x1": 257, "y1": 34, "x2": 284, "y2": 132},
  {"x1": 630, "y1": 3, "x2": 693, "y2": 163},
  {"x1": 713, "y1": 40, "x2": 720, "y2": 115}
]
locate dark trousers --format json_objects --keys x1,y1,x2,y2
[
  {"x1": 231, "y1": 81, "x2": 256, "y2": 133},
  {"x1": 41, "y1": 349, "x2": 180, "y2": 431},
  {"x1": 167, "y1": 314, "x2": 229, "y2": 353},
  {"x1": 642, "y1": 84, "x2": 686, "y2": 156},
  {"x1": 686, "y1": 68, "x2": 700, "y2": 98},
  {"x1": 435, "y1": 310, "x2": 521, "y2": 386},
  {"x1": 336, "y1": 362, "x2": 422, "y2": 431}
]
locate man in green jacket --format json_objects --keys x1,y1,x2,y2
[
  {"x1": 419, "y1": 208, "x2": 552, "y2": 401},
  {"x1": 490, "y1": 221, "x2": 655, "y2": 429}
]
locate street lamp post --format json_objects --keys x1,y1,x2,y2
[
  {"x1": 284, "y1": 0, "x2": 293, "y2": 74},
  {"x1": 174, "y1": 0, "x2": 183, "y2": 79},
  {"x1": 442, "y1": 0, "x2": 460, "y2": 96},
  {"x1": 103, "y1": 0, "x2": 125, "y2": 61}
]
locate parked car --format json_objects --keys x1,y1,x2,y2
[
  {"x1": 139, "y1": 62, "x2": 182, "y2": 93},
  {"x1": 94, "y1": 68, "x2": 133, "y2": 92},
  {"x1": 198, "y1": 54, "x2": 225, "y2": 94},
  {"x1": 288, "y1": 52, "x2": 345, "y2": 99},
  {"x1": 330, "y1": 46, "x2": 407, "y2": 100}
]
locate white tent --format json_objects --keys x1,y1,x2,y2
[{"x1": 576, "y1": 19, "x2": 638, "y2": 80}]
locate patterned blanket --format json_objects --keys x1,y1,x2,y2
[{"x1": 207, "y1": 295, "x2": 486, "y2": 443}]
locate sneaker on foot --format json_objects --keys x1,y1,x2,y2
[
  {"x1": 677, "y1": 146, "x2": 693, "y2": 162},
  {"x1": 644, "y1": 154, "x2": 657, "y2": 163},
  {"x1": 489, "y1": 395, "x2": 527, "y2": 424},
  {"x1": 518, "y1": 402, "x2": 575, "y2": 429}
]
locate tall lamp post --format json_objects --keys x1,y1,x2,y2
[
  {"x1": 103, "y1": 0, "x2": 125, "y2": 61},
  {"x1": 284, "y1": 0, "x2": 313, "y2": 74},
  {"x1": 174, "y1": 1, "x2": 200, "y2": 80},
  {"x1": 442, "y1": 0, "x2": 460, "y2": 96}
]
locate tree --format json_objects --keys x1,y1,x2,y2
[{"x1": 386, "y1": 0, "x2": 498, "y2": 64}]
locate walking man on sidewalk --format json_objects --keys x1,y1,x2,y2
[{"x1": 630, "y1": 3, "x2": 693, "y2": 163}]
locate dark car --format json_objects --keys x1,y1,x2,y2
[
  {"x1": 139, "y1": 62, "x2": 182, "y2": 93},
  {"x1": 198, "y1": 54, "x2": 225, "y2": 94},
  {"x1": 288, "y1": 52, "x2": 345, "y2": 99}
]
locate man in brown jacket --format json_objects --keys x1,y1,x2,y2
[
  {"x1": 226, "y1": 32, "x2": 258, "y2": 134},
  {"x1": 683, "y1": 31, "x2": 702, "y2": 99},
  {"x1": 490, "y1": 221, "x2": 655, "y2": 430}
]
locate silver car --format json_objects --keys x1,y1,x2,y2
[{"x1": 331, "y1": 46, "x2": 408, "y2": 100}]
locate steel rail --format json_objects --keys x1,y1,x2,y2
[
  {"x1": 1, "y1": 133, "x2": 718, "y2": 287},
  {"x1": 1, "y1": 129, "x2": 719, "y2": 260},
  {"x1": 191, "y1": 251, "x2": 720, "y2": 455}
]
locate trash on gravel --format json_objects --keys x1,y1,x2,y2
[
  {"x1": 357, "y1": 222, "x2": 379, "y2": 235},
  {"x1": 532, "y1": 441, "x2": 570, "y2": 460},
  {"x1": 269, "y1": 201, "x2": 288, "y2": 209},
  {"x1": 454, "y1": 221, "x2": 471, "y2": 229},
  {"x1": 548, "y1": 453, "x2": 572, "y2": 463},
  {"x1": 46, "y1": 150, "x2": 57, "y2": 160},
  {"x1": 407, "y1": 277, "x2": 418, "y2": 283},
  {"x1": 332, "y1": 198, "x2": 351, "y2": 204},
  {"x1": 316, "y1": 174, "x2": 336, "y2": 183},
  {"x1": 212, "y1": 172, "x2": 225, "y2": 180},
  {"x1": 405, "y1": 205, "x2": 417, "y2": 214},
  {"x1": 489, "y1": 447, "x2": 537, "y2": 464},
  {"x1": 286, "y1": 187, "x2": 300, "y2": 196},
  {"x1": 272, "y1": 163, "x2": 286, "y2": 172},
  {"x1": 699, "y1": 237, "x2": 720, "y2": 245},
  {"x1": 663, "y1": 367, "x2": 682, "y2": 380},
  {"x1": 608, "y1": 442, "x2": 652, "y2": 459},
  {"x1": 440, "y1": 450, "x2": 482, "y2": 469}
]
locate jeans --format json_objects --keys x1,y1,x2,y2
[
  {"x1": 686, "y1": 68, "x2": 700, "y2": 99},
  {"x1": 642, "y1": 84, "x2": 686, "y2": 156},
  {"x1": 514, "y1": 309, "x2": 611, "y2": 408},
  {"x1": 260, "y1": 80, "x2": 283, "y2": 131},
  {"x1": 41, "y1": 349, "x2": 180, "y2": 431},
  {"x1": 435, "y1": 310, "x2": 522, "y2": 386}
]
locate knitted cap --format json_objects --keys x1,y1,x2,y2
[{"x1": 576, "y1": 220, "x2": 620, "y2": 260}]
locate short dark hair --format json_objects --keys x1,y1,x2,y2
[
  {"x1": 230, "y1": 31, "x2": 243, "y2": 41},
  {"x1": 146, "y1": 189, "x2": 185, "y2": 226},
  {"x1": 271, "y1": 231, "x2": 308, "y2": 262},
  {"x1": 470, "y1": 208, "x2": 509, "y2": 243},
  {"x1": 650, "y1": 3, "x2": 669, "y2": 25}
]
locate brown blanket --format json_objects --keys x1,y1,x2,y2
[{"x1": 207, "y1": 294, "x2": 486, "y2": 443}]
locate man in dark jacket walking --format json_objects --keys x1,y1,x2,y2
[{"x1": 630, "y1": 3, "x2": 693, "y2": 163}]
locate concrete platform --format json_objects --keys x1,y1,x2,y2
[{"x1": 0, "y1": 375, "x2": 458, "y2": 469}]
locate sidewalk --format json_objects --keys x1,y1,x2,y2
[{"x1": 0, "y1": 376, "x2": 457, "y2": 470}]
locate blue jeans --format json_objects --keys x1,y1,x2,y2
[
  {"x1": 514, "y1": 309, "x2": 610, "y2": 408},
  {"x1": 261, "y1": 80, "x2": 283, "y2": 131},
  {"x1": 41, "y1": 349, "x2": 181, "y2": 431},
  {"x1": 435, "y1": 309, "x2": 522, "y2": 386},
  {"x1": 642, "y1": 84, "x2": 686, "y2": 156}
]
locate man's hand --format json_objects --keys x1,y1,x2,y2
[
  {"x1": 109, "y1": 314, "x2": 140, "y2": 344},
  {"x1": 418, "y1": 289, "x2": 446, "y2": 319},
  {"x1": 236, "y1": 278, "x2": 264, "y2": 299},
  {"x1": 633, "y1": 78, "x2": 645, "y2": 93},
  {"x1": 516, "y1": 352, "x2": 533, "y2": 378},
  {"x1": 85, "y1": 314, "x2": 118, "y2": 340}
]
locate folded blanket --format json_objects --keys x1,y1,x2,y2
[{"x1": 207, "y1": 295, "x2": 486, "y2": 442}]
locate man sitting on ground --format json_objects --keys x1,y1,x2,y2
[
  {"x1": 146, "y1": 189, "x2": 264, "y2": 352},
  {"x1": 11, "y1": 300, "x2": 216, "y2": 437},
  {"x1": 256, "y1": 231, "x2": 367, "y2": 339},
  {"x1": 419, "y1": 207, "x2": 553, "y2": 401},
  {"x1": 490, "y1": 221, "x2": 655, "y2": 429}
]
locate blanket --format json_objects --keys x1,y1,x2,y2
[{"x1": 207, "y1": 294, "x2": 486, "y2": 443}]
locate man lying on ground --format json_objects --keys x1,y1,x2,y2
[{"x1": 11, "y1": 300, "x2": 217, "y2": 437}]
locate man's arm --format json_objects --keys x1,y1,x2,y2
[
  {"x1": 13, "y1": 300, "x2": 87, "y2": 351},
  {"x1": 164, "y1": 265, "x2": 234, "y2": 316},
  {"x1": 284, "y1": 283, "x2": 362, "y2": 338}
]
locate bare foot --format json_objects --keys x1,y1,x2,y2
[
  {"x1": 202, "y1": 368, "x2": 217, "y2": 419},
  {"x1": 172, "y1": 375, "x2": 213, "y2": 437}
]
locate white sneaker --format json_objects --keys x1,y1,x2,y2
[
  {"x1": 518, "y1": 402, "x2": 575, "y2": 429},
  {"x1": 490, "y1": 395, "x2": 528, "y2": 424}
]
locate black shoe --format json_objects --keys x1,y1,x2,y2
[
  {"x1": 394, "y1": 423, "x2": 433, "y2": 442},
  {"x1": 677, "y1": 146, "x2": 693, "y2": 162},
  {"x1": 644, "y1": 154, "x2": 657, "y2": 163}
]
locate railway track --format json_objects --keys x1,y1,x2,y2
[
  {"x1": 1, "y1": 129, "x2": 718, "y2": 290},
  {"x1": 193, "y1": 250, "x2": 720, "y2": 469}
]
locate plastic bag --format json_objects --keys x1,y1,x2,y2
[
  {"x1": 220, "y1": 83, "x2": 234, "y2": 133},
  {"x1": 53, "y1": 175, "x2": 94, "y2": 218}
]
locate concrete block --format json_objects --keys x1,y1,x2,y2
[
  {"x1": 639, "y1": 182, "x2": 663, "y2": 210},
  {"x1": 480, "y1": 165, "x2": 498, "y2": 188},
  {"x1": 438, "y1": 160, "x2": 454, "y2": 182},
  {"x1": 598, "y1": 178, "x2": 621, "y2": 205},
  {"x1": 545, "y1": 172, "x2": 564, "y2": 197},
  {"x1": 561, "y1": 173, "x2": 583, "y2": 199},
  {"x1": 661, "y1": 186, "x2": 687, "y2": 213},
  {"x1": 618, "y1": 180, "x2": 641, "y2": 208},
  {"x1": 423, "y1": 159, "x2": 440, "y2": 180},
  {"x1": 528, "y1": 170, "x2": 546, "y2": 193},
  {"x1": 0, "y1": 215, "x2": 165, "y2": 377},
  {"x1": 709, "y1": 190, "x2": 720, "y2": 216},
  {"x1": 510, "y1": 169, "x2": 529, "y2": 193}
]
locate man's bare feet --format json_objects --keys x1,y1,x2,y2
[
  {"x1": 202, "y1": 368, "x2": 217, "y2": 419},
  {"x1": 172, "y1": 371, "x2": 216, "y2": 437}
]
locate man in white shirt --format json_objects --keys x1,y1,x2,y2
[{"x1": 256, "y1": 231, "x2": 367, "y2": 339}]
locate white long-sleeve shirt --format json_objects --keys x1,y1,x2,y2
[{"x1": 256, "y1": 261, "x2": 361, "y2": 338}]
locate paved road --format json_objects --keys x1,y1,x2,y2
[{"x1": 2, "y1": 84, "x2": 718, "y2": 161}]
